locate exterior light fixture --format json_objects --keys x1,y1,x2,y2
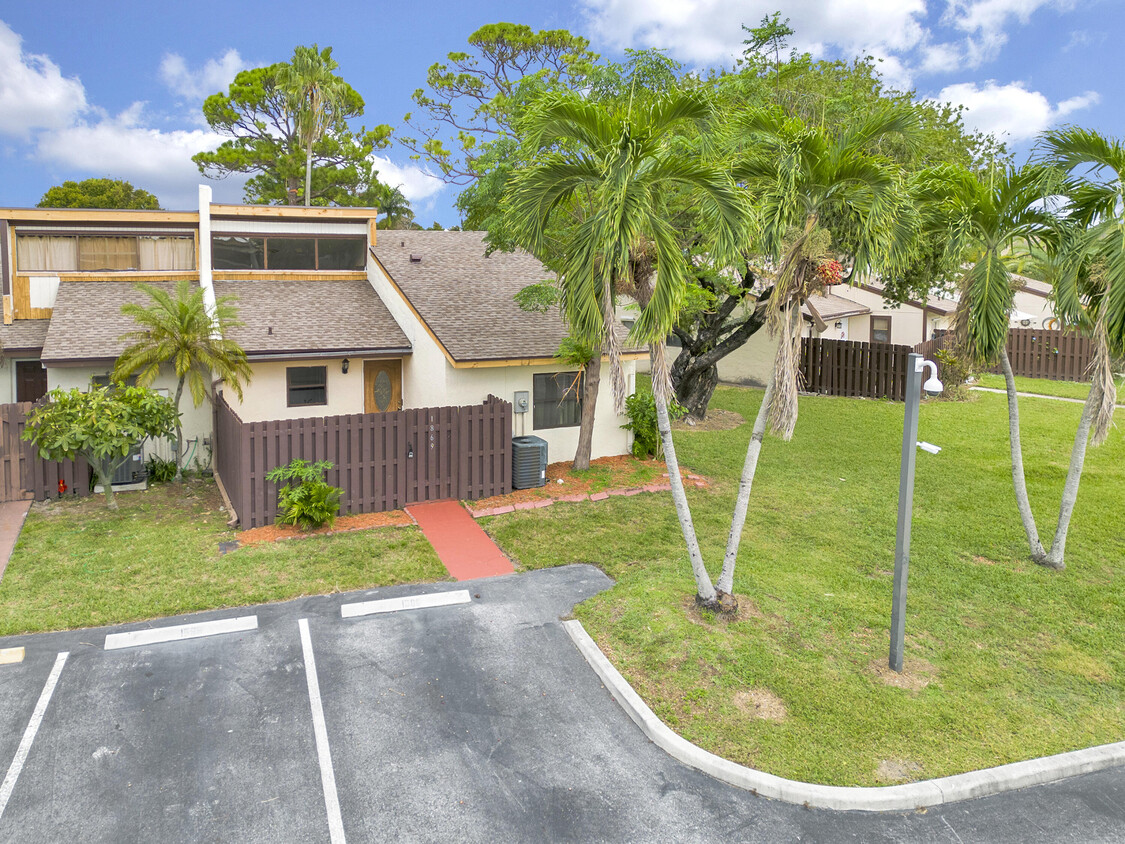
[
  {"x1": 341, "y1": 358, "x2": 350, "y2": 374},
  {"x1": 407, "y1": 443, "x2": 414, "y2": 459}
]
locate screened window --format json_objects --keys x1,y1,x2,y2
[
  {"x1": 287, "y1": 366, "x2": 327, "y2": 406},
  {"x1": 533, "y1": 372, "x2": 582, "y2": 429},
  {"x1": 872, "y1": 316, "x2": 892, "y2": 343},
  {"x1": 317, "y1": 237, "x2": 367, "y2": 269},
  {"x1": 212, "y1": 235, "x2": 365, "y2": 270},
  {"x1": 213, "y1": 237, "x2": 265, "y2": 269},
  {"x1": 267, "y1": 237, "x2": 316, "y2": 270}
]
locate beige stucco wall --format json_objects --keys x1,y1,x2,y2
[
  {"x1": 223, "y1": 356, "x2": 402, "y2": 422},
  {"x1": 715, "y1": 327, "x2": 776, "y2": 388},
  {"x1": 1011, "y1": 289, "x2": 1054, "y2": 327},
  {"x1": 45, "y1": 366, "x2": 211, "y2": 467}
]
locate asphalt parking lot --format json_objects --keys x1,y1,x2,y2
[{"x1": 1, "y1": 564, "x2": 1123, "y2": 843}]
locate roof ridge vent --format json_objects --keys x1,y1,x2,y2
[{"x1": 409, "y1": 254, "x2": 422, "y2": 263}]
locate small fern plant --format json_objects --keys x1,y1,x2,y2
[{"x1": 266, "y1": 459, "x2": 343, "y2": 531}]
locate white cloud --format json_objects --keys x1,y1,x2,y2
[
  {"x1": 370, "y1": 155, "x2": 445, "y2": 206},
  {"x1": 579, "y1": 0, "x2": 927, "y2": 67},
  {"x1": 35, "y1": 102, "x2": 235, "y2": 209},
  {"x1": 0, "y1": 19, "x2": 86, "y2": 139},
  {"x1": 932, "y1": 80, "x2": 1098, "y2": 141},
  {"x1": 941, "y1": 0, "x2": 1071, "y2": 65},
  {"x1": 159, "y1": 49, "x2": 248, "y2": 101}
]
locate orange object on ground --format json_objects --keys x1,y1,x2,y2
[{"x1": 406, "y1": 499, "x2": 514, "y2": 581}]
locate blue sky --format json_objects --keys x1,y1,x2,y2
[{"x1": 1, "y1": 0, "x2": 1120, "y2": 226}]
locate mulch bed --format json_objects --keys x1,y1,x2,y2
[{"x1": 237, "y1": 510, "x2": 414, "y2": 547}]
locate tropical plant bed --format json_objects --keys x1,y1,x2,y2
[
  {"x1": 0, "y1": 480, "x2": 447, "y2": 637},
  {"x1": 483, "y1": 385, "x2": 1124, "y2": 787},
  {"x1": 466, "y1": 455, "x2": 704, "y2": 515}
]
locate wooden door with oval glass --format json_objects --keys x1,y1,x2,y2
[{"x1": 363, "y1": 359, "x2": 403, "y2": 413}]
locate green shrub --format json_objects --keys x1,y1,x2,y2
[
  {"x1": 265, "y1": 459, "x2": 343, "y2": 531},
  {"x1": 621, "y1": 389, "x2": 686, "y2": 458},
  {"x1": 935, "y1": 347, "x2": 973, "y2": 401},
  {"x1": 145, "y1": 455, "x2": 178, "y2": 483}
]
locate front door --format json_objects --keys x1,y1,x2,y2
[
  {"x1": 15, "y1": 361, "x2": 48, "y2": 404},
  {"x1": 363, "y1": 359, "x2": 402, "y2": 413}
]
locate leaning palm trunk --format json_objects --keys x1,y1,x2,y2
[
  {"x1": 716, "y1": 370, "x2": 776, "y2": 595},
  {"x1": 999, "y1": 350, "x2": 1046, "y2": 559},
  {"x1": 1039, "y1": 331, "x2": 1118, "y2": 570},
  {"x1": 652, "y1": 341, "x2": 717, "y2": 605}
]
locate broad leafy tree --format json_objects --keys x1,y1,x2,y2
[
  {"x1": 193, "y1": 59, "x2": 392, "y2": 206},
  {"x1": 399, "y1": 23, "x2": 597, "y2": 187},
  {"x1": 38, "y1": 178, "x2": 160, "y2": 210},
  {"x1": 113, "y1": 280, "x2": 252, "y2": 481},
  {"x1": 23, "y1": 386, "x2": 177, "y2": 510}
]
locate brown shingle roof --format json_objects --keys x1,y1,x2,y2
[
  {"x1": 373, "y1": 231, "x2": 634, "y2": 362},
  {"x1": 0, "y1": 319, "x2": 50, "y2": 353},
  {"x1": 214, "y1": 280, "x2": 409, "y2": 356},
  {"x1": 42, "y1": 281, "x2": 175, "y2": 363}
]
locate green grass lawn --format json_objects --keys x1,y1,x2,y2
[
  {"x1": 484, "y1": 386, "x2": 1124, "y2": 787},
  {"x1": 974, "y1": 372, "x2": 1124, "y2": 401},
  {"x1": 0, "y1": 481, "x2": 448, "y2": 636}
]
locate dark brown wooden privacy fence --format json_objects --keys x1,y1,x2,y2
[
  {"x1": 213, "y1": 394, "x2": 512, "y2": 529},
  {"x1": 800, "y1": 337, "x2": 912, "y2": 401},
  {"x1": 916, "y1": 328, "x2": 1093, "y2": 383},
  {"x1": 0, "y1": 402, "x2": 90, "y2": 502}
]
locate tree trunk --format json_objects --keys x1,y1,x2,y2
[
  {"x1": 573, "y1": 355, "x2": 600, "y2": 471},
  {"x1": 304, "y1": 148, "x2": 314, "y2": 207},
  {"x1": 999, "y1": 350, "x2": 1046, "y2": 560},
  {"x1": 97, "y1": 458, "x2": 117, "y2": 510},
  {"x1": 715, "y1": 371, "x2": 776, "y2": 595},
  {"x1": 672, "y1": 354, "x2": 719, "y2": 420},
  {"x1": 1040, "y1": 380, "x2": 1103, "y2": 570},
  {"x1": 654, "y1": 372, "x2": 716, "y2": 606},
  {"x1": 285, "y1": 177, "x2": 300, "y2": 206},
  {"x1": 173, "y1": 375, "x2": 186, "y2": 483}
]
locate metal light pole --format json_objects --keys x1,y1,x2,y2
[{"x1": 889, "y1": 353, "x2": 942, "y2": 673}]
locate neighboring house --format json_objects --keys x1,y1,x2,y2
[
  {"x1": 0, "y1": 188, "x2": 639, "y2": 480},
  {"x1": 716, "y1": 276, "x2": 1055, "y2": 388}
]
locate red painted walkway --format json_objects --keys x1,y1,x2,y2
[{"x1": 406, "y1": 500, "x2": 514, "y2": 581}]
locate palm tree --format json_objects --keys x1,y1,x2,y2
[
  {"x1": 1030, "y1": 128, "x2": 1125, "y2": 568},
  {"x1": 113, "y1": 279, "x2": 252, "y2": 481},
  {"x1": 714, "y1": 106, "x2": 921, "y2": 595},
  {"x1": 506, "y1": 89, "x2": 746, "y2": 606},
  {"x1": 915, "y1": 162, "x2": 1059, "y2": 564},
  {"x1": 277, "y1": 45, "x2": 346, "y2": 206}
]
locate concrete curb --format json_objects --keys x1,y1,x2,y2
[{"x1": 563, "y1": 619, "x2": 1125, "y2": 812}]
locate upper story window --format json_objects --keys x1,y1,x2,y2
[
  {"x1": 15, "y1": 235, "x2": 195, "y2": 272},
  {"x1": 212, "y1": 235, "x2": 365, "y2": 271}
]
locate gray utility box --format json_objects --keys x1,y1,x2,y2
[{"x1": 512, "y1": 436, "x2": 548, "y2": 489}]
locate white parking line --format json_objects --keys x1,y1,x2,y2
[
  {"x1": 0, "y1": 652, "x2": 68, "y2": 822},
  {"x1": 340, "y1": 589, "x2": 472, "y2": 618},
  {"x1": 299, "y1": 619, "x2": 346, "y2": 844},
  {"x1": 104, "y1": 615, "x2": 258, "y2": 650}
]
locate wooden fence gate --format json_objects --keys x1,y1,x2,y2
[
  {"x1": 0, "y1": 403, "x2": 90, "y2": 502},
  {"x1": 214, "y1": 394, "x2": 512, "y2": 529}
]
